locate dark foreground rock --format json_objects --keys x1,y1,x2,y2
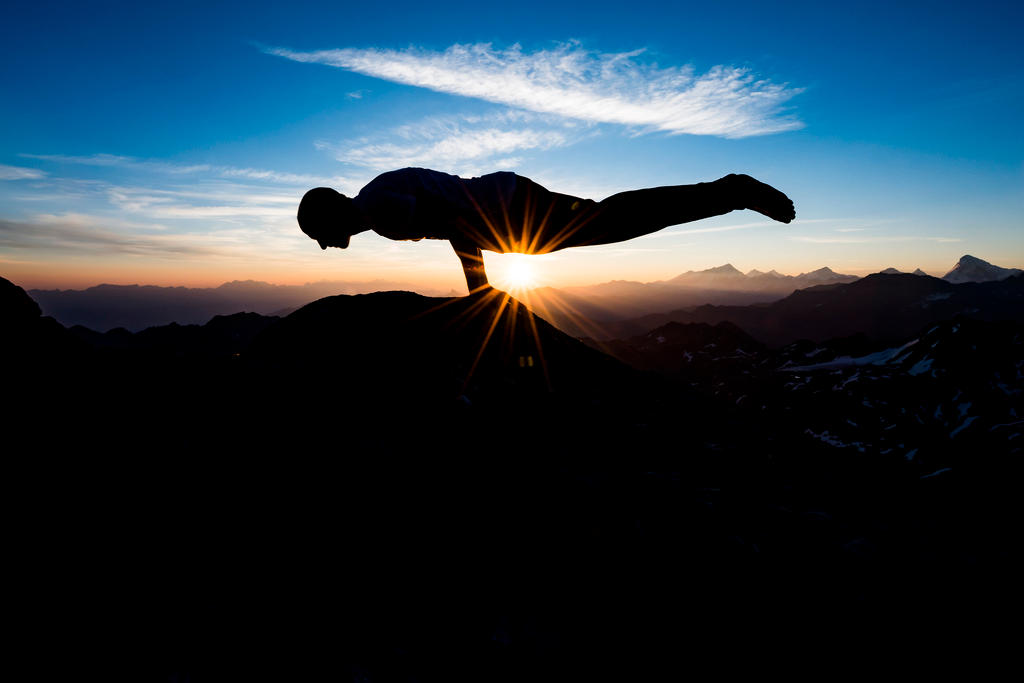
[{"x1": 3, "y1": 278, "x2": 1019, "y2": 677}]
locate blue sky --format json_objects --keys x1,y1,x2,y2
[{"x1": 1, "y1": 0, "x2": 1021, "y2": 290}]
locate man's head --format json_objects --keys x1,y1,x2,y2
[{"x1": 297, "y1": 187, "x2": 362, "y2": 249}]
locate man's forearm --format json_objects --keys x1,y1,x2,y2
[{"x1": 452, "y1": 241, "x2": 489, "y2": 293}]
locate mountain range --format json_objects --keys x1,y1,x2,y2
[
  {"x1": 667, "y1": 263, "x2": 857, "y2": 289},
  {"x1": 526, "y1": 254, "x2": 1021, "y2": 337},
  {"x1": 14, "y1": 254, "x2": 1021, "y2": 337},
  {"x1": 522, "y1": 264, "x2": 860, "y2": 335},
  {"x1": 26, "y1": 277, "x2": 450, "y2": 331},
  {"x1": 591, "y1": 271, "x2": 1024, "y2": 344}
]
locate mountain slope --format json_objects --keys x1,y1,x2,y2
[{"x1": 247, "y1": 289, "x2": 635, "y2": 407}]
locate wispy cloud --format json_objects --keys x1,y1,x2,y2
[
  {"x1": 0, "y1": 162, "x2": 475, "y2": 280},
  {"x1": 216, "y1": 166, "x2": 343, "y2": 185},
  {"x1": 21, "y1": 153, "x2": 347, "y2": 186},
  {"x1": 321, "y1": 112, "x2": 574, "y2": 172},
  {"x1": 0, "y1": 216, "x2": 227, "y2": 257},
  {"x1": 644, "y1": 220, "x2": 776, "y2": 237},
  {"x1": 1, "y1": 171, "x2": 308, "y2": 261},
  {"x1": 586, "y1": 246, "x2": 684, "y2": 253},
  {"x1": 22, "y1": 153, "x2": 206, "y2": 172},
  {"x1": 269, "y1": 42, "x2": 803, "y2": 138},
  {"x1": 157, "y1": 205, "x2": 295, "y2": 219},
  {"x1": 1, "y1": 209, "x2": 321, "y2": 264},
  {"x1": 107, "y1": 185, "x2": 298, "y2": 209},
  {"x1": 791, "y1": 235, "x2": 962, "y2": 244},
  {"x1": 101, "y1": 183, "x2": 301, "y2": 224},
  {"x1": 0, "y1": 164, "x2": 47, "y2": 180}
]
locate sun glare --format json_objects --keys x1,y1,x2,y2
[{"x1": 498, "y1": 255, "x2": 537, "y2": 292}]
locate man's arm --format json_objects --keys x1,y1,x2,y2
[{"x1": 451, "y1": 240, "x2": 489, "y2": 294}]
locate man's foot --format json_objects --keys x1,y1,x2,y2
[{"x1": 725, "y1": 174, "x2": 796, "y2": 224}]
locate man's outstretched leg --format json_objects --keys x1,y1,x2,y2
[{"x1": 538, "y1": 174, "x2": 795, "y2": 252}]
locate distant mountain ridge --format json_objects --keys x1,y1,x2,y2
[
  {"x1": 595, "y1": 272, "x2": 1024, "y2": 344},
  {"x1": 531, "y1": 255, "x2": 1021, "y2": 338},
  {"x1": 667, "y1": 263, "x2": 857, "y2": 290},
  {"x1": 15, "y1": 254, "x2": 1021, "y2": 335},
  {"x1": 524, "y1": 263, "x2": 860, "y2": 336},
  {"x1": 27, "y1": 278, "x2": 448, "y2": 331}
]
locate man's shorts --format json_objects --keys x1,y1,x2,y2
[{"x1": 458, "y1": 174, "x2": 598, "y2": 253}]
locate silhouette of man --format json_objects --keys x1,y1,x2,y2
[{"x1": 298, "y1": 168, "x2": 795, "y2": 293}]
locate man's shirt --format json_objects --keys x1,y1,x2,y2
[{"x1": 352, "y1": 168, "x2": 520, "y2": 243}]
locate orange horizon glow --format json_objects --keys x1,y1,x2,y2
[{"x1": 3, "y1": 255, "x2": 965, "y2": 292}]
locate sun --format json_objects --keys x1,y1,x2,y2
[{"x1": 499, "y1": 255, "x2": 537, "y2": 292}]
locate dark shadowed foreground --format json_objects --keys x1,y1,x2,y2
[{"x1": 4, "y1": 276, "x2": 1020, "y2": 679}]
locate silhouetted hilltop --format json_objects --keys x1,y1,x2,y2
[
  {"x1": 1, "y1": 275, "x2": 84, "y2": 362},
  {"x1": 1, "y1": 274, "x2": 40, "y2": 320},
  {"x1": 597, "y1": 272, "x2": 1024, "y2": 344},
  {"x1": 248, "y1": 289, "x2": 636, "y2": 412}
]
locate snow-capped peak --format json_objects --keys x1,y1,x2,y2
[{"x1": 942, "y1": 255, "x2": 1022, "y2": 284}]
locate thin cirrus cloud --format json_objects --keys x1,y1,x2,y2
[
  {"x1": 106, "y1": 186, "x2": 299, "y2": 209},
  {"x1": 1, "y1": 211, "x2": 313, "y2": 262},
  {"x1": 8, "y1": 155, "x2": 335, "y2": 234},
  {"x1": 20, "y1": 153, "x2": 348, "y2": 186},
  {"x1": 791, "y1": 235, "x2": 962, "y2": 244},
  {"x1": 322, "y1": 121, "x2": 571, "y2": 172},
  {"x1": 158, "y1": 205, "x2": 295, "y2": 219},
  {"x1": 0, "y1": 164, "x2": 47, "y2": 180},
  {"x1": 318, "y1": 110, "x2": 588, "y2": 175},
  {"x1": 108, "y1": 186, "x2": 300, "y2": 222},
  {"x1": 268, "y1": 42, "x2": 803, "y2": 138},
  {"x1": 0, "y1": 216, "x2": 227, "y2": 257},
  {"x1": 1, "y1": 167, "x2": 308, "y2": 262},
  {"x1": 658, "y1": 220, "x2": 776, "y2": 236}
]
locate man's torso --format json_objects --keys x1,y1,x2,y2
[{"x1": 353, "y1": 168, "x2": 520, "y2": 244}]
